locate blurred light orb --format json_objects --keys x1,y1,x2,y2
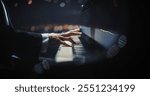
[
  {"x1": 60, "y1": 2, "x2": 66, "y2": 7},
  {"x1": 81, "y1": 5, "x2": 84, "y2": 7},
  {"x1": 14, "y1": 3, "x2": 18, "y2": 7},
  {"x1": 28, "y1": 0, "x2": 32, "y2": 5}
]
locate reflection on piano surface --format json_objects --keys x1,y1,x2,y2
[{"x1": 40, "y1": 25, "x2": 126, "y2": 65}]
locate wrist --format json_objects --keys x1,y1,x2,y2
[
  {"x1": 48, "y1": 33, "x2": 54, "y2": 38},
  {"x1": 48, "y1": 33, "x2": 60, "y2": 38}
]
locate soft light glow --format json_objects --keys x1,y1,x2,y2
[
  {"x1": 14, "y1": 2, "x2": 18, "y2": 7},
  {"x1": 60, "y1": 2, "x2": 66, "y2": 7},
  {"x1": 29, "y1": 24, "x2": 79, "y2": 32},
  {"x1": 27, "y1": 0, "x2": 32, "y2": 5}
]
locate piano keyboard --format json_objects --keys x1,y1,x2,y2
[
  {"x1": 55, "y1": 35, "x2": 86, "y2": 63},
  {"x1": 55, "y1": 45, "x2": 74, "y2": 63}
]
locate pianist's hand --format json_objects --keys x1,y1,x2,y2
[
  {"x1": 48, "y1": 28, "x2": 81, "y2": 47},
  {"x1": 61, "y1": 28, "x2": 81, "y2": 37}
]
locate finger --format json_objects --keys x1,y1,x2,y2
[
  {"x1": 64, "y1": 31, "x2": 82, "y2": 37},
  {"x1": 62, "y1": 29, "x2": 82, "y2": 37},
  {"x1": 68, "y1": 37, "x2": 76, "y2": 44},
  {"x1": 71, "y1": 31, "x2": 82, "y2": 35},
  {"x1": 61, "y1": 36, "x2": 76, "y2": 44},
  {"x1": 67, "y1": 28, "x2": 80, "y2": 33},
  {"x1": 60, "y1": 41, "x2": 72, "y2": 47},
  {"x1": 72, "y1": 28, "x2": 80, "y2": 31},
  {"x1": 59, "y1": 36, "x2": 76, "y2": 44},
  {"x1": 69, "y1": 28, "x2": 80, "y2": 33}
]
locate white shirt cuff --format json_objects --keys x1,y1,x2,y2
[{"x1": 41, "y1": 33, "x2": 49, "y2": 53}]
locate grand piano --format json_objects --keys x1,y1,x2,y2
[
  {"x1": 1, "y1": 0, "x2": 132, "y2": 78},
  {"x1": 40, "y1": 25, "x2": 123, "y2": 65}
]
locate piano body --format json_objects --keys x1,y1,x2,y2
[
  {"x1": 0, "y1": 0, "x2": 131, "y2": 78},
  {"x1": 40, "y1": 25, "x2": 121, "y2": 65}
]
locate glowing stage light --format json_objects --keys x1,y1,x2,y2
[
  {"x1": 60, "y1": 2, "x2": 66, "y2": 7},
  {"x1": 14, "y1": 2, "x2": 18, "y2": 7},
  {"x1": 81, "y1": 4, "x2": 84, "y2": 7},
  {"x1": 27, "y1": 0, "x2": 32, "y2": 5}
]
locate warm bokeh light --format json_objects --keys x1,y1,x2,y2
[
  {"x1": 29, "y1": 24, "x2": 79, "y2": 32},
  {"x1": 27, "y1": 0, "x2": 32, "y2": 5}
]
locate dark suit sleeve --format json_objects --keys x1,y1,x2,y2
[
  {"x1": 1, "y1": 0, "x2": 42, "y2": 65},
  {"x1": 10, "y1": 28, "x2": 42, "y2": 63}
]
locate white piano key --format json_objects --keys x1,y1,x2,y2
[{"x1": 55, "y1": 45, "x2": 74, "y2": 63}]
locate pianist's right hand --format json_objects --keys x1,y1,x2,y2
[{"x1": 48, "y1": 28, "x2": 82, "y2": 47}]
